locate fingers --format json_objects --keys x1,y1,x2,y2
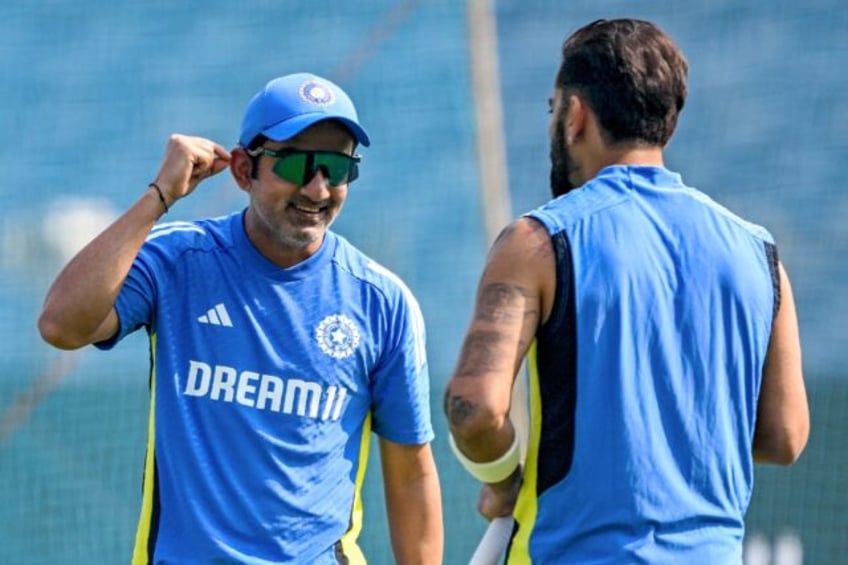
[
  {"x1": 477, "y1": 468, "x2": 523, "y2": 521},
  {"x1": 186, "y1": 139, "x2": 231, "y2": 181},
  {"x1": 155, "y1": 135, "x2": 232, "y2": 203},
  {"x1": 477, "y1": 484, "x2": 516, "y2": 521},
  {"x1": 209, "y1": 154, "x2": 233, "y2": 178},
  {"x1": 209, "y1": 144, "x2": 233, "y2": 177},
  {"x1": 213, "y1": 143, "x2": 231, "y2": 161}
]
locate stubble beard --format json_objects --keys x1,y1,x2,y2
[
  {"x1": 549, "y1": 120, "x2": 577, "y2": 199},
  {"x1": 247, "y1": 203, "x2": 329, "y2": 257}
]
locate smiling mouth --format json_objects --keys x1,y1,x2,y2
[
  {"x1": 292, "y1": 202, "x2": 325, "y2": 214},
  {"x1": 289, "y1": 203, "x2": 330, "y2": 224}
]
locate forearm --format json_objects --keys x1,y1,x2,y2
[
  {"x1": 445, "y1": 219, "x2": 547, "y2": 463},
  {"x1": 385, "y1": 471, "x2": 443, "y2": 565},
  {"x1": 38, "y1": 187, "x2": 165, "y2": 349}
]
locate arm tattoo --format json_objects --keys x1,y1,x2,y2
[
  {"x1": 455, "y1": 331, "x2": 503, "y2": 378},
  {"x1": 476, "y1": 283, "x2": 527, "y2": 324},
  {"x1": 526, "y1": 219, "x2": 555, "y2": 260},
  {"x1": 446, "y1": 394, "x2": 479, "y2": 428}
]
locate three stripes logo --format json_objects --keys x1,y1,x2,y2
[{"x1": 197, "y1": 303, "x2": 233, "y2": 327}]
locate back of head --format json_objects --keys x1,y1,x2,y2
[{"x1": 557, "y1": 19, "x2": 688, "y2": 147}]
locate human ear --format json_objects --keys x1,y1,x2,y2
[
  {"x1": 230, "y1": 148, "x2": 254, "y2": 191},
  {"x1": 566, "y1": 94, "x2": 587, "y2": 144}
]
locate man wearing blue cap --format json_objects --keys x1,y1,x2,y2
[{"x1": 38, "y1": 73, "x2": 444, "y2": 564}]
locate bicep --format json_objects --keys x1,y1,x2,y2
[
  {"x1": 754, "y1": 262, "x2": 809, "y2": 463},
  {"x1": 378, "y1": 439, "x2": 440, "y2": 522},
  {"x1": 763, "y1": 262, "x2": 802, "y2": 380},
  {"x1": 378, "y1": 438, "x2": 443, "y2": 563},
  {"x1": 447, "y1": 218, "x2": 551, "y2": 417},
  {"x1": 379, "y1": 438, "x2": 438, "y2": 488}
]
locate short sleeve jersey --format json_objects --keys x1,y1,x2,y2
[
  {"x1": 508, "y1": 166, "x2": 778, "y2": 564},
  {"x1": 97, "y1": 211, "x2": 433, "y2": 564}
]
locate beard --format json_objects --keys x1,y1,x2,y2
[{"x1": 549, "y1": 120, "x2": 577, "y2": 198}]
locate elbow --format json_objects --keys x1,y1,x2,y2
[
  {"x1": 754, "y1": 444, "x2": 805, "y2": 466},
  {"x1": 754, "y1": 424, "x2": 810, "y2": 466},
  {"x1": 779, "y1": 425, "x2": 810, "y2": 465},
  {"x1": 443, "y1": 383, "x2": 507, "y2": 443},
  {"x1": 37, "y1": 311, "x2": 84, "y2": 350}
]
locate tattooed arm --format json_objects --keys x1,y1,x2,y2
[{"x1": 444, "y1": 217, "x2": 555, "y2": 517}]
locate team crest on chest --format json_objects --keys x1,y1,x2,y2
[{"x1": 315, "y1": 314, "x2": 360, "y2": 359}]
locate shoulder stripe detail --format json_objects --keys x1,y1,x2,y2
[
  {"x1": 150, "y1": 220, "x2": 200, "y2": 233},
  {"x1": 366, "y1": 260, "x2": 427, "y2": 371},
  {"x1": 146, "y1": 223, "x2": 207, "y2": 242}
]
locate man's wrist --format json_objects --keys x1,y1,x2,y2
[{"x1": 148, "y1": 182, "x2": 170, "y2": 213}]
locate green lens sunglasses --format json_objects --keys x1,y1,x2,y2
[{"x1": 252, "y1": 147, "x2": 360, "y2": 187}]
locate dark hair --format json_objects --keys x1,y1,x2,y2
[
  {"x1": 556, "y1": 18, "x2": 688, "y2": 147},
  {"x1": 245, "y1": 134, "x2": 268, "y2": 151},
  {"x1": 245, "y1": 134, "x2": 268, "y2": 179}
]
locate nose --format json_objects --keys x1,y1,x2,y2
[{"x1": 300, "y1": 167, "x2": 331, "y2": 199}]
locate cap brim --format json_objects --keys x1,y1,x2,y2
[{"x1": 263, "y1": 113, "x2": 370, "y2": 147}]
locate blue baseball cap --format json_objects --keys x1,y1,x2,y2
[{"x1": 238, "y1": 73, "x2": 370, "y2": 148}]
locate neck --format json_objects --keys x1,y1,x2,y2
[{"x1": 584, "y1": 145, "x2": 665, "y2": 180}]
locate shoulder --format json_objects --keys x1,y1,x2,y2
[
  {"x1": 528, "y1": 178, "x2": 629, "y2": 234},
  {"x1": 681, "y1": 187, "x2": 775, "y2": 244},
  {"x1": 485, "y1": 217, "x2": 556, "y2": 318},
  {"x1": 142, "y1": 212, "x2": 238, "y2": 259},
  {"x1": 491, "y1": 216, "x2": 554, "y2": 264},
  {"x1": 331, "y1": 234, "x2": 419, "y2": 303}
]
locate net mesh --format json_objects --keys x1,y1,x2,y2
[{"x1": 1, "y1": 1, "x2": 845, "y2": 563}]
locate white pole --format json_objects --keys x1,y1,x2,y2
[{"x1": 467, "y1": 0, "x2": 512, "y2": 244}]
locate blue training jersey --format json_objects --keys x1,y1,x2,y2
[
  {"x1": 508, "y1": 166, "x2": 779, "y2": 564},
  {"x1": 97, "y1": 210, "x2": 433, "y2": 564}
]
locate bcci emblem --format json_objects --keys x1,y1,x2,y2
[
  {"x1": 299, "y1": 80, "x2": 335, "y2": 106},
  {"x1": 315, "y1": 314, "x2": 360, "y2": 359}
]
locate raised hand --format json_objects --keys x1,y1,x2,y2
[{"x1": 153, "y1": 134, "x2": 232, "y2": 207}]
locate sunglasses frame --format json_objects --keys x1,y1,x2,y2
[{"x1": 248, "y1": 147, "x2": 361, "y2": 187}]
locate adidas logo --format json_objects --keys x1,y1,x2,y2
[{"x1": 197, "y1": 303, "x2": 233, "y2": 327}]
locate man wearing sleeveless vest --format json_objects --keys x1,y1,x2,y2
[{"x1": 446, "y1": 19, "x2": 808, "y2": 564}]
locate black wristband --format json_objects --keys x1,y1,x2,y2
[{"x1": 148, "y1": 182, "x2": 169, "y2": 213}]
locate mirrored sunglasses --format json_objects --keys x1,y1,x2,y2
[{"x1": 256, "y1": 147, "x2": 360, "y2": 187}]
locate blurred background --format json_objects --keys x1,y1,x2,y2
[{"x1": 1, "y1": 0, "x2": 845, "y2": 563}]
